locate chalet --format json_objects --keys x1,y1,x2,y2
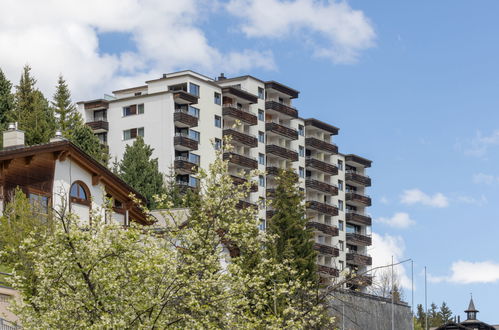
[{"x1": 434, "y1": 297, "x2": 498, "y2": 330}]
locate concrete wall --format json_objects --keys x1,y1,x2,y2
[{"x1": 329, "y1": 290, "x2": 412, "y2": 330}]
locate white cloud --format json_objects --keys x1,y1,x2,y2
[
  {"x1": 0, "y1": 0, "x2": 276, "y2": 100},
  {"x1": 369, "y1": 233, "x2": 412, "y2": 290},
  {"x1": 456, "y1": 195, "x2": 487, "y2": 206},
  {"x1": 226, "y1": 0, "x2": 375, "y2": 64},
  {"x1": 472, "y1": 173, "x2": 499, "y2": 185},
  {"x1": 457, "y1": 130, "x2": 499, "y2": 157},
  {"x1": 376, "y1": 212, "x2": 415, "y2": 229},
  {"x1": 429, "y1": 261, "x2": 499, "y2": 284},
  {"x1": 400, "y1": 189, "x2": 449, "y2": 208}
]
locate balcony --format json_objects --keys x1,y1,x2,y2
[
  {"x1": 305, "y1": 137, "x2": 338, "y2": 154},
  {"x1": 306, "y1": 200, "x2": 338, "y2": 216},
  {"x1": 176, "y1": 180, "x2": 199, "y2": 191},
  {"x1": 347, "y1": 274, "x2": 373, "y2": 287},
  {"x1": 318, "y1": 265, "x2": 339, "y2": 277},
  {"x1": 265, "y1": 100, "x2": 298, "y2": 119},
  {"x1": 223, "y1": 129, "x2": 258, "y2": 148},
  {"x1": 236, "y1": 200, "x2": 258, "y2": 210},
  {"x1": 346, "y1": 251, "x2": 373, "y2": 266},
  {"x1": 345, "y1": 211, "x2": 372, "y2": 226},
  {"x1": 83, "y1": 99, "x2": 108, "y2": 110},
  {"x1": 313, "y1": 243, "x2": 339, "y2": 257},
  {"x1": 307, "y1": 221, "x2": 338, "y2": 236},
  {"x1": 86, "y1": 120, "x2": 109, "y2": 132},
  {"x1": 305, "y1": 178, "x2": 338, "y2": 195},
  {"x1": 266, "y1": 210, "x2": 275, "y2": 219},
  {"x1": 265, "y1": 81, "x2": 299, "y2": 99},
  {"x1": 174, "y1": 109, "x2": 198, "y2": 128},
  {"x1": 345, "y1": 154, "x2": 372, "y2": 168},
  {"x1": 345, "y1": 171, "x2": 371, "y2": 187},
  {"x1": 304, "y1": 118, "x2": 339, "y2": 135},
  {"x1": 346, "y1": 191, "x2": 372, "y2": 207},
  {"x1": 265, "y1": 122, "x2": 298, "y2": 140},
  {"x1": 266, "y1": 188, "x2": 276, "y2": 198},
  {"x1": 174, "y1": 157, "x2": 198, "y2": 175},
  {"x1": 231, "y1": 175, "x2": 258, "y2": 192},
  {"x1": 305, "y1": 157, "x2": 338, "y2": 175},
  {"x1": 222, "y1": 86, "x2": 258, "y2": 104},
  {"x1": 266, "y1": 144, "x2": 298, "y2": 162},
  {"x1": 266, "y1": 166, "x2": 280, "y2": 176},
  {"x1": 222, "y1": 106, "x2": 257, "y2": 125},
  {"x1": 174, "y1": 134, "x2": 198, "y2": 151},
  {"x1": 346, "y1": 233, "x2": 372, "y2": 246},
  {"x1": 223, "y1": 152, "x2": 258, "y2": 170},
  {"x1": 173, "y1": 90, "x2": 198, "y2": 104}
]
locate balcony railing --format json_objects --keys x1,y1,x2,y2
[
  {"x1": 84, "y1": 99, "x2": 108, "y2": 110},
  {"x1": 86, "y1": 120, "x2": 109, "y2": 131},
  {"x1": 231, "y1": 175, "x2": 258, "y2": 192},
  {"x1": 223, "y1": 129, "x2": 258, "y2": 148},
  {"x1": 174, "y1": 156, "x2": 199, "y2": 174},
  {"x1": 174, "y1": 108, "x2": 198, "y2": 128},
  {"x1": 305, "y1": 137, "x2": 338, "y2": 154},
  {"x1": 173, "y1": 90, "x2": 198, "y2": 104},
  {"x1": 346, "y1": 191, "x2": 372, "y2": 206},
  {"x1": 314, "y1": 243, "x2": 339, "y2": 257},
  {"x1": 265, "y1": 166, "x2": 280, "y2": 176},
  {"x1": 265, "y1": 100, "x2": 298, "y2": 118},
  {"x1": 306, "y1": 200, "x2": 339, "y2": 216},
  {"x1": 346, "y1": 232, "x2": 372, "y2": 246},
  {"x1": 236, "y1": 200, "x2": 258, "y2": 210},
  {"x1": 318, "y1": 264, "x2": 339, "y2": 277},
  {"x1": 305, "y1": 157, "x2": 338, "y2": 175},
  {"x1": 222, "y1": 105, "x2": 257, "y2": 125},
  {"x1": 266, "y1": 144, "x2": 298, "y2": 162},
  {"x1": 345, "y1": 210, "x2": 372, "y2": 226},
  {"x1": 307, "y1": 221, "x2": 339, "y2": 236},
  {"x1": 176, "y1": 180, "x2": 199, "y2": 189},
  {"x1": 305, "y1": 178, "x2": 338, "y2": 195},
  {"x1": 345, "y1": 170, "x2": 371, "y2": 187},
  {"x1": 223, "y1": 152, "x2": 258, "y2": 169},
  {"x1": 346, "y1": 251, "x2": 373, "y2": 266},
  {"x1": 174, "y1": 133, "x2": 198, "y2": 151},
  {"x1": 265, "y1": 122, "x2": 298, "y2": 140}
]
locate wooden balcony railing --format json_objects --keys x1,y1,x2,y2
[
  {"x1": 265, "y1": 100, "x2": 298, "y2": 118},
  {"x1": 313, "y1": 243, "x2": 339, "y2": 257},
  {"x1": 222, "y1": 106, "x2": 257, "y2": 125},
  {"x1": 174, "y1": 135, "x2": 198, "y2": 151},
  {"x1": 86, "y1": 120, "x2": 109, "y2": 131},
  {"x1": 265, "y1": 122, "x2": 298, "y2": 140},
  {"x1": 231, "y1": 175, "x2": 258, "y2": 192},
  {"x1": 305, "y1": 178, "x2": 338, "y2": 195},
  {"x1": 174, "y1": 110, "x2": 198, "y2": 128},
  {"x1": 346, "y1": 192, "x2": 372, "y2": 206},
  {"x1": 306, "y1": 200, "x2": 339, "y2": 216},
  {"x1": 346, "y1": 233, "x2": 372, "y2": 246},
  {"x1": 266, "y1": 144, "x2": 298, "y2": 162},
  {"x1": 223, "y1": 129, "x2": 258, "y2": 148},
  {"x1": 345, "y1": 211, "x2": 372, "y2": 226},
  {"x1": 305, "y1": 157, "x2": 338, "y2": 175},
  {"x1": 346, "y1": 171, "x2": 371, "y2": 187},
  {"x1": 307, "y1": 221, "x2": 339, "y2": 236},
  {"x1": 174, "y1": 157, "x2": 198, "y2": 174},
  {"x1": 84, "y1": 100, "x2": 108, "y2": 110},
  {"x1": 265, "y1": 166, "x2": 280, "y2": 176},
  {"x1": 346, "y1": 252, "x2": 373, "y2": 266},
  {"x1": 305, "y1": 137, "x2": 338, "y2": 154},
  {"x1": 318, "y1": 265, "x2": 339, "y2": 277},
  {"x1": 223, "y1": 152, "x2": 258, "y2": 169}
]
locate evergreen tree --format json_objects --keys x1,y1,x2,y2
[
  {"x1": 416, "y1": 304, "x2": 426, "y2": 328},
  {"x1": 429, "y1": 302, "x2": 441, "y2": 326},
  {"x1": 0, "y1": 68, "x2": 13, "y2": 127},
  {"x1": 117, "y1": 137, "x2": 166, "y2": 208},
  {"x1": 266, "y1": 168, "x2": 317, "y2": 283},
  {"x1": 439, "y1": 301, "x2": 453, "y2": 323}
]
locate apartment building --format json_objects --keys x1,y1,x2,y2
[{"x1": 78, "y1": 70, "x2": 373, "y2": 289}]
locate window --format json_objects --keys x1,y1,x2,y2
[
  {"x1": 214, "y1": 115, "x2": 222, "y2": 128},
  {"x1": 123, "y1": 105, "x2": 136, "y2": 116},
  {"x1": 258, "y1": 87, "x2": 264, "y2": 99},
  {"x1": 299, "y1": 167, "x2": 305, "y2": 178},
  {"x1": 134, "y1": 92, "x2": 142, "y2": 96},
  {"x1": 258, "y1": 153, "x2": 265, "y2": 165},
  {"x1": 188, "y1": 105, "x2": 200, "y2": 118},
  {"x1": 259, "y1": 219, "x2": 266, "y2": 231},
  {"x1": 214, "y1": 138, "x2": 222, "y2": 150},
  {"x1": 259, "y1": 175, "x2": 265, "y2": 187},
  {"x1": 258, "y1": 131, "x2": 265, "y2": 143},
  {"x1": 337, "y1": 160, "x2": 343, "y2": 171},
  {"x1": 299, "y1": 146, "x2": 305, "y2": 157},
  {"x1": 29, "y1": 193, "x2": 49, "y2": 215},
  {"x1": 189, "y1": 130, "x2": 200, "y2": 142},
  {"x1": 123, "y1": 127, "x2": 144, "y2": 140},
  {"x1": 70, "y1": 181, "x2": 90, "y2": 205},
  {"x1": 338, "y1": 180, "x2": 343, "y2": 191},
  {"x1": 298, "y1": 124, "x2": 304, "y2": 136},
  {"x1": 189, "y1": 153, "x2": 200, "y2": 165},
  {"x1": 339, "y1": 240, "x2": 344, "y2": 251},
  {"x1": 189, "y1": 83, "x2": 200, "y2": 96},
  {"x1": 338, "y1": 220, "x2": 344, "y2": 231},
  {"x1": 94, "y1": 109, "x2": 107, "y2": 121},
  {"x1": 338, "y1": 200, "x2": 344, "y2": 211},
  {"x1": 346, "y1": 223, "x2": 360, "y2": 234},
  {"x1": 138, "y1": 103, "x2": 144, "y2": 114},
  {"x1": 214, "y1": 92, "x2": 221, "y2": 105},
  {"x1": 258, "y1": 109, "x2": 264, "y2": 121},
  {"x1": 339, "y1": 260, "x2": 344, "y2": 271}
]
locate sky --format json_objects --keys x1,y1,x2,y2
[{"x1": 1, "y1": 0, "x2": 499, "y2": 322}]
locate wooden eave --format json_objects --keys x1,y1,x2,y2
[
  {"x1": 345, "y1": 154, "x2": 372, "y2": 168},
  {"x1": 304, "y1": 118, "x2": 339, "y2": 135},
  {"x1": 221, "y1": 86, "x2": 258, "y2": 104},
  {"x1": 265, "y1": 81, "x2": 300, "y2": 99}
]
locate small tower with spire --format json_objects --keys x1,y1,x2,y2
[{"x1": 464, "y1": 295, "x2": 478, "y2": 321}]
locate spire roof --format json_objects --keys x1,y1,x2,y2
[{"x1": 465, "y1": 297, "x2": 478, "y2": 313}]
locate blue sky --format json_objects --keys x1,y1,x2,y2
[{"x1": 2, "y1": 0, "x2": 499, "y2": 322}]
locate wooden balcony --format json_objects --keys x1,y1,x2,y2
[
  {"x1": 266, "y1": 144, "x2": 298, "y2": 162},
  {"x1": 83, "y1": 99, "x2": 108, "y2": 110},
  {"x1": 345, "y1": 154, "x2": 372, "y2": 168},
  {"x1": 265, "y1": 122, "x2": 298, "y2": 140},
  {"x1": 174, "y1": 135, "x2": 198, "y2": 151},
  {"x1": 266, "y1": 188, "x2": 276, "y2": 198},
  {"x1": 304, "y1": 118, "x2": 339, "y2": 135},
  {"x1": 346, "y1": 171, "x2": 371, "y2": 187},
  {"x1": 173, "y1": 90, "x2": 198, "y2": 104},
  {"x1": 265, "y1": 100, "x2": 298, "y2": 119},
  {"x1": 265, "y1": 81, "x2": 299, "y2": 99},
  {"x1": 86, "y1": 120, "x2": 109, "y2": 132},
  {"x1": 174, "y1": 157, "x2": 198, "y2": 174},
  {"x1": 231, "y1": 175, "x2": 258, "y2": 192},
  {"x1": 345, "y1": 211, "x2": 372, "y2": 226},
  {"x1": 222, "y1": 106, "x2": 257, "y2": 125},
  {"x1": 222, "y1": 86, "x2": 258, "y2": 104},
  {"x1": 236, "y1": 200, "x2": 258, "y2": 210},
  {"x1": 346, "y1": 252, "x2": 373, "y2": 266},
  {"x1": 318, "y1": 265, "x2": 339, "y2": 277},
  {"x1": 266, "y1": 166, "x2": 280, "y2": 176},
  {"x1": 266, "y1": 210, "x2": 275, "y2": 219},
  {"x1": 307, "y1": 221, "x2": 338, "y2": 236},
  {"x1": 305, "y1": 157, "x2": 338, "y2": 175},
  {"x1": 305, "y1": 178, "x2": 338, "y2": 195},
  {"x1": 223, "y1": 152, "x2": 258, "y2": 169},
  {"x1": 347, "y1": 274, "x2": 373, "y2": 287},
  {"x1": 313, "y1": 243, "x2": 339, "y2": 257},
  {"x1": 305, "y1": 137, "x2": 338, "y2": 154},
  {"x1": 346, "y1": 233, "x2": 372, "y2": 246},
  {"x1": 174, "y1": 110, "x2": 198, "y2": 128},
  {"x1": 346, "y1": 192, "x2": 372, "y2": 207},
  {"x1": 306, "y1": 200, "x2": 338, "y2": 216},
  {"x1": 223, "y1": 129, "x2": 258, "y2": 148}
]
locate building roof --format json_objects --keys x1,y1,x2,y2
[
  {"x1": 465, "y1": 297, "x2": 478, "y2": 313},
  {"x1": 265, "y1": 80, "x2": 300, "y2": 98},
  {"x1": 304, "y1": 118, "x2": 339, "y2": 135}
]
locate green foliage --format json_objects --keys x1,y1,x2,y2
[
  {"x1": 0, "y1": 68, "x2": 14, "y2": 144},
  {"x1": 266, "y1": 169, "x2": 317, "y2": 283},
  {"x1": 117, "y1": 136, "x2": 167, "y2": 208},
  {"x1": 439, "y1": 301, "x2": 453, "y2": 323},
  {"x1": 415, "y1": 301, "x2": 454, "y2": 328}
]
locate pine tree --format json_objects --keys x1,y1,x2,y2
[
  {"x1": 117, "y1": 137, "x2": 166, "y2": 208},
  {"x1": 416, "y1": 304, "x2": 426, "y2": 328},
  {"x1": 429, "y1": 302, "x2": 441, "y2": 326},
  {"x1": 266, "y1": 168, "x2": 317, "y2": 283},
  {"x1": 0, "y1": 68, "x2": 14, "y2": 146},
  {"x1": 439, "y1": 301, "x2": 453, "y2": 323}
]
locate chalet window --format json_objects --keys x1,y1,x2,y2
[
  {"x1": 70, "y1": 181, "x2": 90, "y2": 205},
  {"x1": 138, "y1": 103, "x2": 144, "y2": 114},
  {"x1": 338, "y1": 200, "x2": 344, "y2": 211},
  {"x1": 338, "y1": 220, "x2": 344, "y2": 231},
  {"x1": 189, "y1": 83, "x2": 200, "y2": 96},
  {"x1": 94, "y1": 109, "x2": 107, "y2": 121},
  {"x1": 339, "y1": 260, "x2": 344, "y2": 270},
  {"x1": 189, "y1": 130, "x2": 200, "y2": 142},
  {"x1": 339, "y1": 240, "x2": 344, "y2": 251},
  {"x1": 188, "y1": 106, "x2": 200, "y2": 118},
  {"x1": 258, "y1": 219, "x2": 266, "y2": 231},
  {"x1": 338, "y1": 180, "x2": 343, "y2": 191}
]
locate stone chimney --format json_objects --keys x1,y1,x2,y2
[{"x1": 3, "y1": 122, "x2": 25, "y2": 148}]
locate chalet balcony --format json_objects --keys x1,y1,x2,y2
[
  {"x1": 265, "y1": 166, "x2": 280, "y2": 176},
  {"x1": 346, "y1": 251, "x2": 373, "y2": 266},
  {"x1": 265, "y1": 100, "x2": 298, "y2": 119},
  {"x1": 236, "y1": 200, "x2": 258, "y2": 210},
  {"x1": 231, "y1": 175, "x2": 258, "y2": 192},
  {"x1": 174, "y1": 134, "x2": 198, "y2": 151},
  {"x1": 313, "y1": 243, "x2": 339, "y2": 257},
  {"x1": 223, "y1": 129, "x2": 258, "y2": 148},
  {"x1": 223, "y1": 152, "x2": 258, "y2": 170},
  {"x1": 306, "y1": 200, "x2": 338, "y2": 216},
  {"x1": 305, "y1": 178, "x2": 338, "y2": 195},
  {"x1": 305, "y1": 137, "x2": 338, "y2": 154},
  {"x1": 266, "y1": 144, "x2": 298, "y2": 162},
  {"x1": 265, "y1": 122, "x2": 298, "y2": 140},
  {"x1": 174, "y1": 156, "x2": 198, "y2": 174},
  {"x1": 318, "y1": 265, "x2": 339, "y2": 277},
  {"x1": 305, "y1": 157, "x2": 338, "y2": 175},
  {"x1": 346, "y1": 191, "x2": 372, "y2": 207},
  {"x1": 347, "y1": 274, "x2": 373, "y2": 287},
  {"x1": 345, "y1": 210, "x2": 372, "y2": 226},
  {"x1": 222, "y1": 105, "x2": 257, "y2": 125},
  {"x1": 174, "y1": 109, "x2": 198, "y2": 128},
  {"x1": 345, "y1": 170, "x2": 371, "y2": 187},
  {"x1": 86, "y1": 120, "x2": 109, "y2": 132},
  {"x1": 346, "y1": 233, "x2": 372, "y2": 246},
  {"x1": 307, "y1": 221, "x2": 338, "y2": 236},
  {"x1": 84, "y1": 99, "x2": 108, "y2": 110}
]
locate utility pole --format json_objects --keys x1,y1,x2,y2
[
  {"x1": 412, "y1": 260, "x2": 414, "y2": 330},
  {"x1": 391, "y1": 255, "x2": 394, "y2": 330},
  {"x1": 425, "y1": 266, "x2": 428, "y2": 330}
]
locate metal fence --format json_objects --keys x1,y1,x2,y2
[{"x1": 0, "y1": 318, "x2": 19, "y2": 330}]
